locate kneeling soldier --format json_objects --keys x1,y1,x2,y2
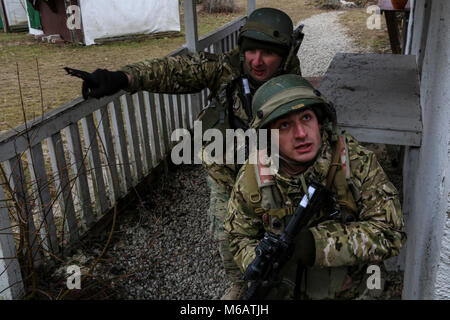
[{"x1": 224, "y1": 74, "x2": 406, "y2": 299}]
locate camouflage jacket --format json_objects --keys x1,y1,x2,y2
[
  {"x1": 121, "y1": 48, "x2": 240, "y2": 96},
  {"x1": 225, "y1": 132, "x2": 406, "y2": 298},
  {"x1": 120, "y1": 48, "x2": 302, "y2": 191}
]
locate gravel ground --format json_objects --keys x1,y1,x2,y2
[
  {"x1": 297, "y1": 11, "x2": 366, "y2": 77},
  {"x1": 37, "y1": 10, "x2": 403, "y2": 300},
  {"x1": 99, "y1": 165, "x2": 228, "y2": 299}
]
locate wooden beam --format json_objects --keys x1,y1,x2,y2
[{"x1": 183, "y1": 0, "x2": 199, "y2": 53}]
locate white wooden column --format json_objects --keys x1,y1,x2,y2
[
  {"x1": 183, "y1": 0, "x2": 199, "y2": 53},
  {"x1": 183, "y1": 0, "x2": 202, "y2": 120},
  {"x1": 247, "y1": 0, "x2": 256, "y2": 16}
]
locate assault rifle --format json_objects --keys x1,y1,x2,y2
[
  {"x1": 241, "y1": 180, "x2": 332, "y2": 300},
  {"x1": 283, "y1": 23, "x2": 305, "y2": 72}
]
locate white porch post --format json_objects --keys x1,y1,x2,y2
[
  {"x1": 182, "y1": 0, "x2": 202, "y2": 120},
  {"x1": 183, "y1": 0, "x2": 199, "y2": 53},
  {"x1": 247, "y1": 0, "x2": 256, "y2": 16}
]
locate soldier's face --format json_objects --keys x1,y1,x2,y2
[
  {"x1": 270, "y1": 109, "x2": 322, "y2": 165},
  {"x1": 244, "y1": 49, "x2": 283, "y2": 82}
]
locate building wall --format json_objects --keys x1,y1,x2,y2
[
  {"x1": 38, "y1": 0, "x2": 82, "y2": 43},
  {"x1": 402, "y1": 0, "x2": 450, "y2": 299}
]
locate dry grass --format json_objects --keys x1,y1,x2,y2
[
  {"x1": 337, "y1": 7, "x2": 392, "y2": 53},
  {"x1": 0, "y1": 0, "x2": 387, "y2": 133}
]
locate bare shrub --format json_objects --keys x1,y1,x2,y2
[{"x1": 201, "y1": 0, "x2": 235, "y2": 13}]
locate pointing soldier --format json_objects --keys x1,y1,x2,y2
[
  {"x1": 67, "y1": 8, "x2": 304, "y2": 299},
  {"x1": 224, "y1": 74, "x2": 406, "y2": 299}
]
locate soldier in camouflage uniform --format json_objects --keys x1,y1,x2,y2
[
  {"x1": 74, "y1": 8, "x2": 302, "y2": 299},
  {"x1": 224, "y1": 74, "x2": 406, "y2": 299}
]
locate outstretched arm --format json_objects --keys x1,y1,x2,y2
[{"x1": 120, "y1": 51, "x2": 235, "y2": 95}]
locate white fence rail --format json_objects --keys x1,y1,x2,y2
[{"x1": 0, "y1": 15, "x2": 246, "y2": 299}]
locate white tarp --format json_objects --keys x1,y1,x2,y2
[
  {"x1": 2, "y1": 0, "x2": 28, "y2": 26},
  {"x1": 79, "y1": 0, "x2": 180, "y2": 46}
]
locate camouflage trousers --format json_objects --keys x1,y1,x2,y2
[{"x1": 206, "y1": 176, "x2": 242, "y2": 283}]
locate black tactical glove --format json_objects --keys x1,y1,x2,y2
[
  {"x1": 81, "y1": 69, "x2": 129, "y2": 99},
  {"x1": 65, "y1": 67, "x2": 129, "y2": 100}
]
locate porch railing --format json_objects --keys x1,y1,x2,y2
[{"x1": 0, "y1": 15, "x2": 246, "y2": 299}]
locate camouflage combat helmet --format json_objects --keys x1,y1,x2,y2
[
  {"x1": 250, "y1": 74, "x2": 337, "y2": 129},
  {"x1": 238, "y1": 8, "x2": 294, "y2": 51}
]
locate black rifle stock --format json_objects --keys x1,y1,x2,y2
[{"x1": 241, "y1": 180, "x2": 331, "y2": 300}]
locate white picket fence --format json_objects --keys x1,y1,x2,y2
[{"x1": 0, "y1": 15, "x2": 246, "y2": 299}]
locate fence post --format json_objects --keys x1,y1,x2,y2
[
  {"x1": 184, "y1": 0, "x2": 199, "y2": 53},
  {"x1": 0, "y1": 183, "x2": 24, "y2": 299}
]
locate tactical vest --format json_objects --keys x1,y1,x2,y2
[
  {"x1": 197, "y1": 78, "x2": 252, "y2": 133},
  {"x1": 196, "y1": 78, "x2": 254, "y2": 173},
  {"x1": 243, "y1": 135, "x2": 362, "y2": 299}
]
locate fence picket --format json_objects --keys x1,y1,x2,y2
[
  {"x1": 176, "y1": 95, "x2": 184, "y2": 130},
  {"x1": 146, "y1": 93, "x2": 162, "y2": 166},
  {"x1": 122, "y1": 94, "x2": 143, "y2": 183},
  {"x1": 47, "y1": 133, "x2": 79, "y2": 244},
  {"x1": 3, "y1": 157, "x2": 41, "y2": 266},
  {"x1": 26, "y1": 144, "x2": 59, "y2": 255},
  {"x1": 134, "y1": 92, "x2": 152, "y2": 175},
  {"x1": 109, "y1": 97, "x2": 132, "y2": 193},
  {"x1": 65, "y1": 123, "x2": 95, "y2": 229},
  {"x1": 80, "y1": 115, "x2": 109, "y2": 215},
  {"x1": 202, "y1": 89, "x2": 208, "y2": 108},
  {"x1": 156, "y1": 94, "x2": 170, "y2": 157},
  {"x1": 166, "y1": 95, "x2": 177, "y2": 147},
  {"x1": 183, "y1": 95, "x2": 190, "y2": 130},
  {"x1": 96, "y1": 105, "x2": 121, "y2": 201}
]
